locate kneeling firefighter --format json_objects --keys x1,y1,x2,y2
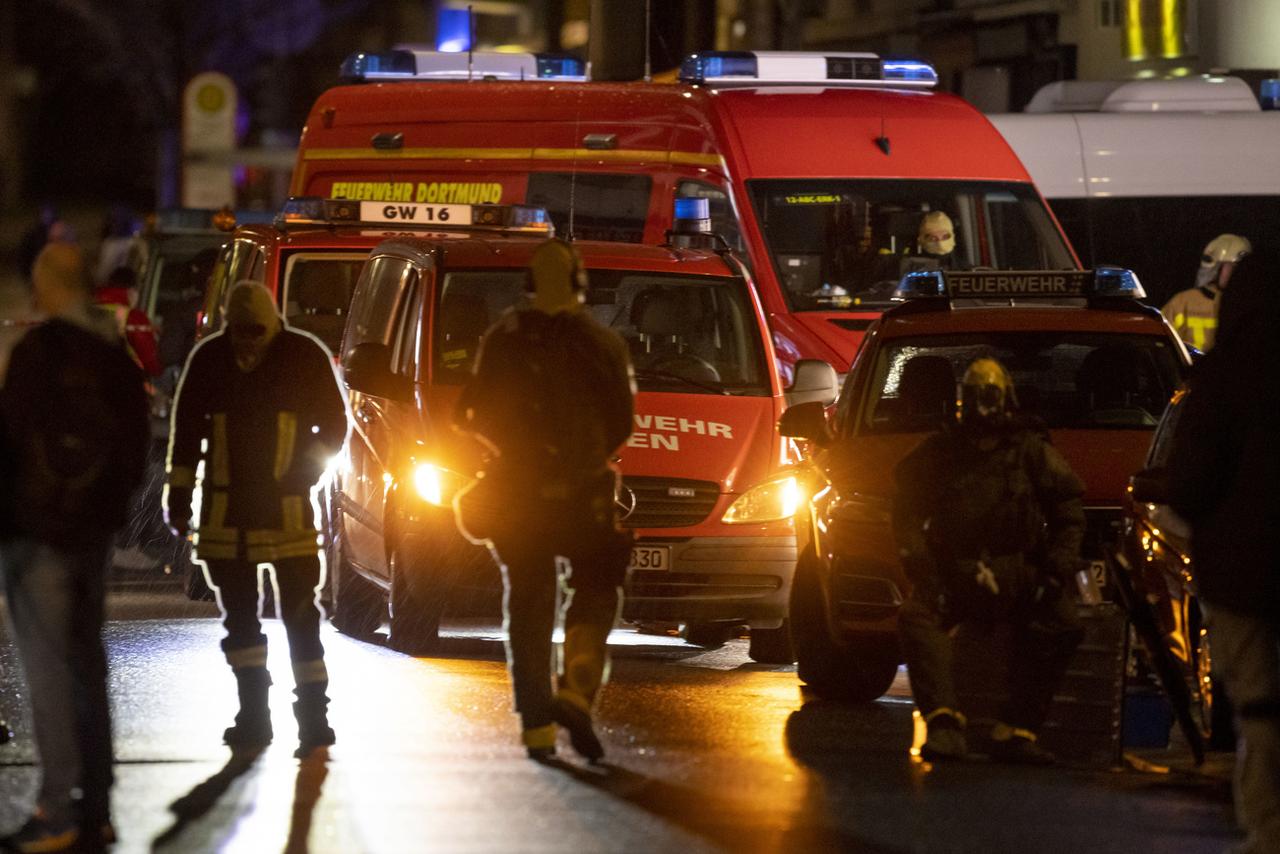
[
  {"x1": 165, "y1": 283, "x2": 348, "y2": 757},
  {"x1": 453, "y1": 239, "x2": 635, "y2": 762},
  {"x1": 893, "y1": 357, "x2": 1086, "y2": 764}
]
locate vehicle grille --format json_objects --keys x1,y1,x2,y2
[
  {"x1": 619, "y1": 477, "x2": 720, "y2": 529},
  {"x1": 1083, "y1": 507, "x2": 1124, "y2": 559},
  {"x1": 627, "y1": 572, "x2": 782, "y2": 598}
]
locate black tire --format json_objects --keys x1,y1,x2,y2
[
  {"x1": 328, "y1": 516, "x2": 386, "y2": 638},
  {"x1": 388, "y1": 532, "x2": 451, "y2": 656},
  {"x1": 748, "y1": 622, "x2": 795, "y2": 664},
  {"x1": 682, "y1": 620, "x2": 740, "y2": 649},
  {"x1": 789, "y1": 546, "x2": 899, "y2": 702}
]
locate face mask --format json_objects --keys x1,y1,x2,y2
[{"x1": 920, "y1": 230, "x2": 955, "y2": 256}]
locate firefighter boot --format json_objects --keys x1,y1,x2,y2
[
  {"x1": 224, "y1": 666, "x2": 273, "y2": 748},
  {"x1": 987, "y1": 722, "x2": 1056, "y2": 766},
  {"x1": 552, "y1": 690, "x2": 604, "y2": 763},
  {"x1": 293, "y1": 682, "x2": 336, "y2": 759},
  {"x1": 920, "y1": 708, "x2": 968, "y2": 762}
]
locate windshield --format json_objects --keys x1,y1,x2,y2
[
  {"x1": 432, "y1": 270, "x2": 770, "y2": 395},
  {"x1": 855, "y1": 332, "x2": 1182, "y2": 434},
  {"x1": 280, "y1": 253, "x2": 366, "y2": 353},
  {"x1": 749, "y1": 180, "x2": 1075, "y2": 312}
]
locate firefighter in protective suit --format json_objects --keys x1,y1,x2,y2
[
  {"x1": 453, "y1": 239, "x2": 635, "y2": 762},
  {"x1": 1161, "y1": 233, "x2": 1250, "y2": 352},
  {"x1": 894, "y1": 357, "x2": 1086, "y2": 764},
  {"x1": 165, "y1": 282, "x2": 347, "y2": 757}
]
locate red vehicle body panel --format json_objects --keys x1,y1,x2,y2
[{"x1": 292, "y1": 80, "x2": 1066, "y2": 373}]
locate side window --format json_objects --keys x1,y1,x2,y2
[
  {"x1": 675, "y1": 180, "x2": 746, "y2": 255},
  {"x1": 205, "y1": 239, "x2": 266, "y2": 333},
  {"x1": 342, "y1": 256, "x2": 415, "y2": 366},
  {"x1": 1146, "y1": 392, "x2": 1185, "y2": 468},
  {"x1": 526, "y1": 172, "x2": 652, "y2": 242},
  {"x1": 391, "y1": 279, "x2": 423, "y2": 380},
  {"x1": 200, "y1": 242, "x2": 235, "y2": 335}
]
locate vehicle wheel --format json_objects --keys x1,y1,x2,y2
[
  {"x1": 682, "y1": 620, "x2": 740, "y2": 649},
  {"x1": 748, "y1": 622, "x2": 795, "y2": 664},
  {"x1": 328, "y1": 518, "x2": 386, "y2": 638},
  {"x1": 789, "y1": 546, "x2": 899, "y2": 702},
  {"x1": 1194, "y1": 628, "x2": 1236, "y2": 751},
  {"x1": 388, "y1": 532, "x2": 451, "y2": 656}
]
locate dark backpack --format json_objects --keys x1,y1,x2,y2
[{"x1": 2, "y1": 319, "x2": 149, "y2": 548}]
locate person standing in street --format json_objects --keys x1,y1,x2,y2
[
  {"x1": 0, "y1": 242, "x2": 150, "y2": 852},
  {"x1": 1166, "y1": 260, "x2": 1279, "y2": 853},
  {"x1": 165, "y1": 282, "x2": 348, "y2": 759},
  {"x1": 894, "y1": 357, "x2": 1086, "y2": 765},
  {"x1": 453, "y1": 239, "x2": 635, "y2": 762},
  {"x1": 1161, "y1": 233, "x2": 1250, "y2": 352}
]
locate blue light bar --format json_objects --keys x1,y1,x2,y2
[
  {"x1": 339, "y1": 51, "x2": 417, "y2": 82},
  {"x1": 339, "y1": 50, "x2": 588, "y2": 83},
  {"x1": 680, "y1": 52, "x2": 758, "y2": 83},
  {"x1": 536, "y1": 55, "x2": 587, "y2": 79},
  {"x1": 674, "y1": 197, "x2": 710, "y2": 221},
  {"x1": 892, "y1": 268, "x2": 1146, "y2": 302},
  {"x1": 1092, "y1": 266, "x2": 1146, "y2": 299},
  {"x1": 892, "y1": 270, "x2": 947, "y2": 301},
  {"x1": 882, "y1": 60, "x2": 940, "y2": 86},
  {"x1": 678, "y1": 50, "x2": 937, "y2": 90}
]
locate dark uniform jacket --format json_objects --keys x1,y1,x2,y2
[
  {"x1": 166, "y1": 329, "x2": 347, "y2": 563},
  {"x1": 1167, "y1": 269, "x2": 1280, "y2": 625},
  {"x1": 455, "y1": 308, "x2": 634, "y2": 480},
  {"x1": 893, "y1": 419, "x2": 1085, "y2": 604}
]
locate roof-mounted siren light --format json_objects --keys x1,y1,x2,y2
[
  {"x1": 1261, "y1": 78, "x2": 1280, "y2": 110},
  {"x1": 668, "y1": 197, "x2": 727, "y2": 250},
  {"x1": 678, "y1": 51, "x2": 936, "y2": 89},
  {"x1": 339, "y1": 51, "x2": 418, "y2": 82},
  {"x1": 891, "y1": 270, "x2": 947, "y2": 301},
  {"x1": 340, "y1": 49, "x2": 588, "y2": 83},
  {"x1": 1091, "y1": 266, "x2": 1146, "y2": 299}
]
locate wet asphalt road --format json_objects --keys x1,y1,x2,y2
[{"x1": 0, "y1": 573, "x2": 1242, "y2": 854}]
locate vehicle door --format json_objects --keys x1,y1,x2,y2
[{"x1": 338, "y1": 254, "x2": 424, "y2": 578}]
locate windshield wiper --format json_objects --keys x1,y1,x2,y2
[{"x1": 634, "y1": 368, "x2": 730, "y2": 395}]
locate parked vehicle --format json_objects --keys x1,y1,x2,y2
[
  {"x1": 1122, "y1": 389, "x2": 1234, "y2": 750},
  {"x1": 291, "y1": 49, "x2": 1078, "y2": 377},
  {"x1": 324, "y1": 200, "x2": 832, "y2": 661},
  {"x1": 990, "y1": 77, "x2": 1280, "y2": 307},
  {"x1": 779, "y1": 268, "x2": 1190, "y2": 700}
]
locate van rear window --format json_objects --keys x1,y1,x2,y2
[{"x1": 526, "y1": 173, "x2": 651, "y2": 242}]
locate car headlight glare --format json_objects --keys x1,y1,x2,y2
[
  {"x1": 412, "y1": 462, "x2": 467, "y2": 507},
  {"x1": 722, "y1": 475, "x2": 802, "y2": 524}
]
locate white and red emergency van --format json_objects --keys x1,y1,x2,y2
[
  {"x1": 306, "y1": 199, "x2": 835, "y2": 662},
  {"x1": 291, "y1": 49, "x2": 1079, "y2": 378}
]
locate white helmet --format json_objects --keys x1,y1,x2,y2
[{"x1": 1197, "y1": 233, "x2": 1250, "y2": 288}]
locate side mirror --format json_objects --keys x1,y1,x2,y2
[
  {"x1": 1128, "y1": 467, "x2": 1169, "y2": 505},
  {"x1": 785, "y1": 359, "x2": 839, "y2": 408},
  {"x1": 344, "y1": 341, "x2": 413, "y2": 402},
  {"x1": 779, "y1": 400, "x2": 833, "y2": 446}
]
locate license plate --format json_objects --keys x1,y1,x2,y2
[
  {"x1": 628, "y1": 545, "x2": 670, "y2": 571},
  {"x1": 1089, "y1": 559, "x2": 1107, "y2": 588}
]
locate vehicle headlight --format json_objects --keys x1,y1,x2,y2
[
  {"x1": 412, "y1": 462, "x2": 469, "y2": 507},
  {"x1": 722, "y1": 475, "x2": 802, "y2": 524}
]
